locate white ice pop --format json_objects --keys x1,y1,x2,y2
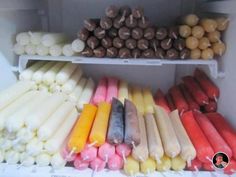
[
  {"x1": 61, "y1": 67, "x2": 83, "y2": 94},
  {"x1": 36, "y1": 45, "x2": 49, "y2": 56},
  {"x1": 25, "y1": 44, "x2": 37, "y2": 55},
  {"x1": 118, "y1": 80, "x2": 129, "y2": 104},
  {"x1": 44, "y1": 108, "x2": 78, "y2": 154},
  {"x1": 38, "y1": 84, "x2": 49, "y2": 92},
  {"x1": 0, "y1": 91, "x2": 36, "y2": 131},
  {"x1": 13, "y1": 143, "x2": 25, "y2": 153},
  {"x1": 77, "y1": 78, "x2": 95, "y2": 110},
  {"x1": 26, "y1": 138, "x2": 44, "y2": 156},
  {"x1": 19, "y1": 61, "x2": 46, "y2": 81},
  {"x1": 5, "y1": 150, "x2": 20, "y2": 164},
  {"x1": 6, "y1": 91, "x2": 49, "y2": 132},
  {"x1": 1, "y1": 139, "x2": 12, "y2": 151},
  {"x1": 43, "y1": 62, "x2": 65, "y2": 84},
  {"x1": 63, "y1": 44, "x2": 76, "y2": 56},
  {"x1": 49, "y1": 44, "x2": 64, "y2": 56},
  {"x1": 29, "y1": 32, "x2": 46, "y2": 45},
  {"x1": 25, "y1": 93, "x2": 66, "y2": 131},
  {"x1": 16, "y1": 128, "x2": 35, "y2": 144},
  {"x1": 38, "y1": 101, "x2": 74, "y2": 141},
  {"x1": 13, "y1": 43, "x2": 25, "y2": 55},
  {"x1": 0, "y1": 150, "x2": 5, "y2": 162},
  {"x1": 51, "y1": 152, "x2": 67, "y2": 169},
  {"x1": 68, "y1": 77, "x2": 87, "y2": 103},
  {"x1": 71, "y1": 39, "x2": 85, "y2": 52},
  {"x1": 20, "y1": 152, "x2": 35, "y2": 166},
  {"x1": 32, "y1": 62, "x2": 55, "y2": 84},
  {"x1": 36, "y1": 153, "x2": 51, "y2": 166},
  {"x1": 16, "y1": 32, "x2": 30, "y2": 45},
  {"x1": 42, "y1": 33, "x2": 67, "y2": 47},
  {"x1": 49, "y1": 83, "x2": 62, "y2": 93},
  {"x1": 56, "y1": 63, "x2": 77, "y2": 85}
]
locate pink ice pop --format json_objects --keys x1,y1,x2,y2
[
  {"x1": 116, "y1": 143, "x2": 131, "y2": 163},
  {"x1": 106, "y1": 77, "x2": 119, "y2": 103},
  {"x1": 74, "y1": 155, "x2": 89, "y2": 170},
  {"x1": 93, "y1": 77, "x2": 107, "y2": 105},
  {"x1": 108, "y1": 154, "x2": 124, "y2": 170},
  {"x1": 80, "y1": 144, "x2": 97, "y2": 162},
  {"x1": 90, "y1": 157, "x2": 106, "y2": 172},
  {"x1": 98, "y1": 142, "x2": 115, "y2": 163},
  {"x1": 61, "y1": 146, "x2": 77, "y2": 162},
  {"x1": 187, "y1": 158, "x2": 202, "y2": 171}
]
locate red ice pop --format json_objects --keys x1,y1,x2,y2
[
  {"x1": 187, "y1": 158, "x2": 202, "y2": 171},
  {"x1": 106, "y1": 77, "x2": 119, "y2": 103},
  {"x1": 165, "y1": 93, "x2": 176, "y2": 111},
  {"x1": 154, "y1": 89, "x2": 171, "y2": 113}
]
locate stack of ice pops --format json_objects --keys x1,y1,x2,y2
[
  {"x1": 0, "y1": 63, "x2": 235, "y2": 175},
  {"x1": 13, "y1": 32, "x2": 85, "y2": 57}
]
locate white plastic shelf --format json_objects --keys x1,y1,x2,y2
[
  {"x1": 0, "y1": 164, "x2": 234, "y2": 177},
  {"x1": 18, "y1": 55, "x2": 223, "y2": 79}
]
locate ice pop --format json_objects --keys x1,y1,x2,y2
[
  {"x1": 63, "y1": 44, "x2": 76, "y2": 57},
  {"x1": 1, "y1": 139, "x2": 12, "y2": 151},
  {"x1": 0, "y1": 81, "x2": 35, "y2": 110},
  {"x1": 29, "y1": 32, "x2": 45, "y2": 45},
  {"x1": 25, "y1": 44, "x2": 36, "y2": 55},
  {"x1": 0, "y1": 91, "x2": 36, "y2": 131},
  {"x1": 43, "y1": 62, "x2": 65, "y2": 84},
  {"x1": 26, "y1": 137, "x2": 44, "y2": 156},
  {"x1": 181, "y1": 111, "x2": 214, "y2": 163},
  {"x1": 42, "y1": 33, "x2": 67, "y2": 47},
  {"x1": 44, "y1": 108, "x2": 78, "y2": 154},
  {"x1": 36, "y1": 153, "x2": 51, "y2": 166},
  {"x1": 77, "y1": 78, "x2": 95, "y2": 110},
  {"x1": 143, "y1": 88, "x2": 155, "y2": 114},
  {"x1": 154, "y1": 106, "x2": 181, "y2": 158},
  {"x1": 25, "y1": 93, "x2": 66, "y2": 131},
  {"x1": 71, "y1": 39, "x2": 85, "y2": 52},
  {"x1": 51, "y1": 152, "x2": 67, "y2": 169},
  {"x1": 0, "y1": 150, "x2": 4, "y2": 163},
  {"x1": 5, "y1": 150, "x2": 20, "y2": 164},
  {"x1": 106, "y1": 77, "x2": 119, "y2": 103},
  {"x1": 124, "y1": 99, "x2": 140, "y2": 147},
  {"x1": 132, "y1": 114, "x2": 149, "y2": 162},
  {"x1": 118, "y1": 80, "x2": 129, "y2": 104},
  {"x1": 13, "y1": 143, "x2": 25, "y2": 153},
  {"x1": 49, "y1": 83, "x2": 62, "y2": 93},
  {"x1": 169, "y1": 110, "x2": 196, "y2": 165},
  {"x1": 38, "y1": 101, "x2": 74, "y2": 141},
  {"x1": 93, "y1": 77, "x2": 107, "y2": 105},
  {"x1": 16, "y1": 32, "x2": 30, "y2": 45},
  {"x1": 156, "y1": 155, "x2": 171, "y2": 171},
  {"x1": 132, "y1": 86, "x2": 145, "y2": 115},
  {"x1": 171, "y1": 156, "x2": 186, "y2": 171},
  {"x1": 68, "y1": 78, "x2": 87, "y2": 103},
  {"x1": 61, "y1": 146, "x2": 77, "y2": 162},
  {"x1": 74, "y1": 155, "x2": 89, "y2": 170},
  {"x1": 89, "y1": 102, "x2": 111, "y2": 147},
  {"x1": 145, "y1": 113, "x2": 164, "y2": 162},
  {"x1": 202, "y1": 162, "x2": 214, "y2": 171},
  {"x1": 13, "y1": 43, "x2": 25, "y2": 55},
  {"x1": 32, "y1": 62, "x2": 55, "y2": 84},
  {"x1": 49, "y1": 44, "x2": 64, "y2": 56},
  {"x1": 154, "y1": 89, "x2": 171, "y2": 113},
  {"x1": 187, "y1": 158, "x2": 202, "y2": 171},
  {"x1": 116, "y1": 143, "x2": 132, "y2": 163},
  {"x1": 61, "y1": 67, "x2": 83, "y2": 94},
  {"x1": 56, "y1": 62, "x2": 77, "y2": 85},
  {"x1": 140, "y1": 157, "x2": 156, "y2": 174},
  {"x1": 67, "y1": 104, "x2": 97, "y2": 153},
  {"x1": 16, "y1": 128, "x2": 35, "y2": 144},
  {"x1": 80, "y1": 144, "x2": 97, "y2": 162},
  {"x1": 128, "y1": 87, "x2": 133, "y2": 102},
  {"x1": 107, "y1": 98, "x2": 124, "y2": 145},
  {"x1": 20, "y1": 152, "x2": 35, "y2": 167},
  {"x1": 123, "y1": 156, "x2": 140, "y2": 176},
  {"x1": 165, "y1": 93, "x2": 176, "y2": 111},
  {"x1": 98, "y1": 142, "x2": 115, "y2": 162},
  {"x1": 90, "y1": 157, "x2": 106, "y2": 172},
  {"x1": 108, "y1": 154, "x2": 124, "y2": 170},
  {"x1": 36, "y1": 45, "x2": 49, "y2": 56}
]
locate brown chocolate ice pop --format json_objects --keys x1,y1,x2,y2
[
  {"x1": 125, "y1": 39, "x2": 137, "y2": 50},
  {"x1": 132, "y1": 28, "x2": 143, "y2": 40},
  {"x1": 166, "y1": 48, "x2": 179, "y2": 59},
  {"x1": 137, "y1": 39, "x2": 149, "y2": 50},
  {"x1": 94, "y1": 47, "x2": 106, "y2": 58},
  {"x1": 100, "y1": 17, "x2": 113, "y2": 30},
  {"x1": 180, "y1": 49, "x2": 190, "y2": 59},
  {"x1": 173, "y1": 38, "x2": 186, "y2": 51},
  {"x1": 155, "y1": 48, "x2": 165, "y2": 59},
  {"x1": 84, "y1": 19, "x2": 97, "y2": 31},
  {"x1": 106, "y1": 47, "x2": 118, "y2": 58},
  {"x1": 81, "y1": 47, "x2": 94, "y2": 57},
  {"x1": 125, "y1": 15, "x2": 138, "y2": 28},
  {"x1": 132, "y1": 7, "x2": 144, "y2": 19},
  {"x1": 119, "y1": 27, "x2": 131, "y2": 40},
  {"x1": 101, "y1": 37, "x2": 113, "y2": 48},
  {"x1": 144, "y1": 27, "x2": 155, "y2": 40},
  {"x1": 87, "y1": 36, "x2": 99, "y2": 49},
  {"x1": 156, "y1": 27, "x2": 168, "y2": 40},
  {"x1": 119, "y1": 48, "x2": 131, "y2": 58},
  {"x1": 105, "y1": 5, "x2": 119, "y2": 18},
  {"x1": 150, "y1": 39, "x2": 160, "y2": 52},
  {"x1": 77, "y1": 28, "x2": 90, "y2": 41},
  {"x1": 132, "y1": 49, "x2": 141, "y2": 58},
  {"x1": 161, "y1": 38, "x2": 172, "y2": 50},
  {"x1": 168, "y1": 26, "x2": 179, "y2": 39},
  {"x1": 120, "y1": 6, "x2": 132, "y2": 18},
  {"x1": 108, "y1": 28, "x2": 118, "y2": 38},
  {"x1": 142, "y1": 49, "x2": 155, "y2": 58},
  {"x1": 113, "y1": 37, "x2": 125, "y2": 49},
  {"x1": 94, "y1": 27, "x2": 106, "y2": 39},
  {"x1": 113, "y1": 15, "x2": 125, "y2": 29},
  {"x1": 138, "y1": 16, "x2": 150, "y2": 29}
]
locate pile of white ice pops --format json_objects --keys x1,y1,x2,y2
[
  {"x1": 13, "y1": 32, "x2": 85, "y2": 57},
  {"x1": 19, "y1": 61, "x2": 95, "y2": 110}
]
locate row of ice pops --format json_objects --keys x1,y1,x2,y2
[{"x1": 13, "y1": 32, "x2": 85, "y2": 56}]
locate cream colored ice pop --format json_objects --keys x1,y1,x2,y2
[
  {"x1": 169, "y1": 110, "x2": 196, "y2": 165},
  {"x1": 49, "y1": 44, "x2": 64, "y2": 56},
  {"x1": 128, "y1": 87, "x2": 133, "y2": 102},
  {"x1": 49, "y1": 83, "x2": 62, "y2": 93},
  {"x1": 56, "y1": 63, "x2": 77, "y2": 85},
  {"x1": 143, "y1": 88, "x2": 155, "y2": 114},
  {"x1": 5, "y1": 150, "x2": 20, "y2": 164},
  {"x1": 0, "y1": 81, "x2": 35, "y2": 110},
  {"x1": 25, "y1": 93, "x2": 66, "y2": 131},
  {"x1": 132, "y1": 86, "x2": 145, "y2": 115},
  {"x1": 1, "y1": 139, "x2": 12, "y2": 151},
  {"x1": 118, "y1": 80, "x2": 129, "y2": 104},
  {"x1": 13, "y1": 43, "x2": 25, "y2": 55},
  {"x1": 19, "y1": 61, "x2": 45, "y2": 81},
  {"x1": 16, "y1": 128, "x2": 35, "y2": 144},
  {"x1": 32, "y1": 62, "x2": 55, "y2": 84},
  {"x1": 61, "y1": 67, "x2": 83, "y2": 94},
  {"x1": 38, "y1": 84, "x2": 49, "y2": 92},
  {"x1": 124, "y1": 156, "x2": 140, "y2": 176},
  {"x1": 43, "y1": 62, "x2": 65, "y2": 84},
  {"x1": 63, "y1": 44, "x2": 76, "y2": 56},
  {"x1": 44, "y1": 108, "x2": 78, "y2": 154},
  {"x1": 71, "y1": 39, "x2": 85, "y2": 52},
  {"x1": 171, "y1": 155, "x2": 186, "y2": 171},
  {"x1": 0, "y1": 91, "x2": 36, "y2": 131},
  {"x1": 51, "y1": 152, "x2": 67, "y2": 169},
  {"x1": 68, "y1": 78, "x2": 87, "y2": 103},
  {"x1": 25, "y1": 44, "x2": 37, "y2": 55},
  {"x1": 36, "y1": 45, "x2": 49, "y2": 56},
  {"x1": 145, "y1": 113, "x2": 164, "y2": 163},
  {"x1": 26, "y1": 137, "x2": 44, "y2": 156},
  {"x1": 156, "y1": 155, "x2": 171, "y2": 171},
  {"x1": 20, "y1": 152, "x2": 35, "y2": 166},
  {"x1": 16, "y1": 32, "x2": 30, "y2": 45},
  {"x1": 38, "y1": 101, "x2": 74, "y2": 141},
  {"x1": 0, "y1": 150, "x2": 5, "y2": 163},
  {"x1": 13, "y1": 143, "x2": 25, "y2": 153},
  {"x1": 77, "y1": 78, "x2": 95, "y2": 110},
  {"x1": 42, "y1": 33, "x2": 67, "y2": 47},
  {"x1": 29, "y1": 32, "x2": 46, "y2": 45},
  {"x1": 36, "y1": 153, "x2": 51, "y2": 166},
  {"x1": 132, "y1": 114, "x2": 149, "y2": 162},
  {"x1": 154, "y1": 106, "x2": 181, "y2": 158},
  {"x1": 140, "y1": 157, "x2": 156, "y2": 174},
  {"x1": 6, "y1": 91, "x2": 49, "y2": 132}
]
